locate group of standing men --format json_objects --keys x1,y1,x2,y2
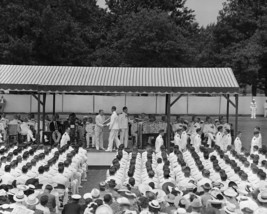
[{"x1": 94, "y1": 106, "x2": 132, "y2": 152}]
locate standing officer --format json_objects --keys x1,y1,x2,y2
[
  {"x1": 250, "y1": 98, "x2": 257, "y2": 119},
  {"x1": 106, "y1": 106, "x2": 120, "y2": 152},
  {"x1": 95, "y1": 110, "x2": 106, "y2": 150},
  {"x1": 264, "y1": 100, "x2": 267, "y2": 117},
  {"x1": 118, "y1": 106, "x2": 132, "y2": 148}
]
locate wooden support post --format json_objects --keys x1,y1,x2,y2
[
  {"x1": 155, "y1": 94, "x2": 158, "y2": 114},
  {"x1": 53, "y1": 93, "x2": 56, "y2": 115},
  {"x1": 37, "y1": 93, "x2": 40, "y2": 143},
  {"x1": 170, "y1": 94, "x2": 183, "y2": 107},
  {"x1": 166, "y1": 94, "x2": 171, "y2": 152},
  {"x1": 226, "y1": 94, "x2": 230, "y2": 123},
  {"x1": 235, "y1": 94, "x2": 239, "y2": 136},
  {"x1": 93, "y1": 95, "x2": 95, "y2": 113},
  {"x1": 42, "y1": 93, "x2": 46, "y2": 143}
]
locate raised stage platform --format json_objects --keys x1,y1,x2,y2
[{"x1": 87, "y1": 150, "x2": 116, "y2": 166}]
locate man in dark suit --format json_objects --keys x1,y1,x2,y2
[
  {"x1": 62, "y1": 194, "x2": 82, "y2": 214},
  {"x1": 50, "y1": 114, "x2": 62, "y2": 133},
  {"x1": 39, "y1": 184, "x2": 56, "y2": 213}
]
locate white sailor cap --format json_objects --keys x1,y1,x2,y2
[{"x1": 72, "y1": 194, "x2": 81, "y2": 200}]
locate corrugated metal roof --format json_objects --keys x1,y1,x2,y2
[{"x1": 0, "y1": 65, "x2": 239, "y2": 94}]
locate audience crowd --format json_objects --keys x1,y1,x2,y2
[
  {"x1": 0, "y1": 142, "x2": 87, "y2": 214},
  {"x1": 60, "y1": 139, "x2": 266, "y2": 214}
]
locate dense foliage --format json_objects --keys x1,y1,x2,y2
[{"x1": 0, "y1": 0, "x2": 266, "y2": 94}]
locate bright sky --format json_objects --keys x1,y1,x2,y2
[{"x1": 96, "y1": 0, "x2": 225, "y2": 27}]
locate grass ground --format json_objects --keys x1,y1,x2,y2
[{"x1": 80, "y1": 116, "x2": 267, "y2": 196}]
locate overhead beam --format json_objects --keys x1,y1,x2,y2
[
  {"x1": 32, "y1": 94, "x2": 44, "y2": 106},
  {"x1": 222, "y1": 94, "x2": 236, "y2": 108},
  {"x1": 170, "y1": 94, "x2": 183, "y2": 107}
]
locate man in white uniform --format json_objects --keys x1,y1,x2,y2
[
  {"x1": 118, "y1": 106, "x2": 130, "y2": 148},
  {"x1": 155, "y1": 129, "x2": 164, "y2": 153},
  {"x1": 173, "y1": 127, "x2": 182, "y2": 146},
  {"x1": 221, "y1": 129, "x2": 232, "y2": 151},
  {"x1": 106, "y1": 106, "x2": 120, "y2": 152},
  {"x1": 95, "y1": 110, "x2": 106, "y2": 150},
  {"x1": 60, "y1": 127, "x2": 70, "y2": 147},
  {"x1": 193, "y1": 128, "x2": 201, "y2": 152},
  {"x1": 180, "y1": 126, "x2": 188, "y2": 152},
  {"x1": 250, "y1": 98, "x2": 257, "y2": 119},
  {"x1": 234, "y1": 131, "x2": 242, "y2": 154},
  {"x1": 0, "y1": 113, "x2": 8, "y2": 141},
  {"x1": 20, "y1": 119, "x2": 36, "y2": 142},
  {"x1": 215, "y1": 125, "x2": 223, "y2": 149},
  {"x1": 250, "y1": 130, "x2": 261, "y2": 153}
]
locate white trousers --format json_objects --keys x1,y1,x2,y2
[
  {"x1": 120, "y1": 128, "x2": 128, "y2": 148},
  {"x1": 251, "y1": 108, "x2": 256, "y2": 118},
  {"x1": 207, "y1": 133, "x2": 214, "y2": 147},
  {"x1": 95, "y1": 130, "x2": 104, "y2": 150},
  {"x1": 86, "y1": 133, "x2": 95, "y2": 148},
  {"x1": 26, "y1": 129, "x2": 35, "y2": 142},
  {"x1": 108, "y1": 129, "x2": 120, "y2": 150}
]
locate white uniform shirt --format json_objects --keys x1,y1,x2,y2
[
  {"x1": 181, "y1": 131, "x2": 187, "y2": 151},
  {"x1": 155, "y1": 135, "x2": 164, "y2": 153},
  {"x1": 20, "y1": 122, "x2": 30, "y2": 135},
  {"x1": 193, "y1": 134, "x2": 201, "y2": 152},
  {"x1": 85, "y1": 123, "x2": 95, "y2": 134},
  {"x1": 52, "y1": 173, "x2": 69, "y2": 187},
  {"x1": 215, "y1": 132, "x2": 223, "y2": 148},
  {"x1": 222, "y1": 134, "x2": 232, "y2": 151},
  {"x1": 118, "y1": 112, "x2": 129, "y2": 129},
  {"x1": 251, "y1": 136, "x2": 261, "y2": 153},
  {"x1": 16, "y1": 174, "x2": 30, "y2": 185},
  {"x1": 1, "y1": 172, "x2": 15, "y2": 185},
  {"x1": 108, "y1": 111, "x2": 119, "y2": 130},
  {"x1": 174, "y1": 133, "x2": 181, "y2": 146},
  {"x1": 250, "y1": 102, "x2": 257, "y2": 109},
  {"x1": 95, "y1": 114, "x2": 105, "y2": 132},
  {"x1": 234, "y1": 137, "x2": 242, "y2": 154},
  {"x1": 60, "y1": 132, "x2": 70, "y2": 147}
]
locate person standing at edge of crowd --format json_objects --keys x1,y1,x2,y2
[
  {"x1": 119, "y1": 106, "x2": 133, "y2": 149},
  {"x1": 60, "y1": 127, "x2": 70, "y2": 148},
  {"x1": 155, "y1": 129, "x2": 164, "y2": 153},
  {"x1": 106, "y1": 106, "x2": 120, "y2": 152},
  {"x1": 264, "y1": 100, "x2": 267, "y2": 117},
  {"x1": 234, "y1": 131, "x2": 242, "y2": 154},
  {"x1": 0, "y1": 96, "x2": 6, "y2": 113},
  {"x1": 95, "y1": 110, "x2": 106, "y2": 151},
  {"x1": 85, "y1": 117, "x2": 95, "y2": 149},
  {"x1": 250, "y1": 98, "x2": 257, "y2": 119}
]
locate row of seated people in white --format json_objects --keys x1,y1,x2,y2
[
  {"x1": 106, "y1": 148, "x2": 267, "y2": 195},
  {"x1": 174, "y1": 126, "x2": 262, "y2": 155},
  {"x1": 105, "y1": 150, "x2": 186, "y2": 189},
  {"x1": 105, "y1": 150, "x2": 177, "y2": 189},
  {"x1": 0, "y1": 145, "x2": 87, "y2": 196},
  {"x1": 169, "y1": 149, "x2": 267, "y2": 192}
]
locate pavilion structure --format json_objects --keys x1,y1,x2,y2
[{"x1": 0, "y1": 65, "x2": 239, "y2": 150}]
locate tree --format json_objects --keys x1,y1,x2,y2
[
  {"x1": 92, "y1": 9, "x2": 193, "y2": 67},
  {"x1": 0, "y1": 0, "x2": 106, "y2": 66},
  {"x1": 196, "y1": 0, "x2": 267, "y2": 95},
  {"x1": 105, "y1": 0, "x2": 195, "y2": 28}
]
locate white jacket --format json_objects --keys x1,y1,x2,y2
[{"x1": 108, "y1": 111, "x2": 119, "y2": 130}]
